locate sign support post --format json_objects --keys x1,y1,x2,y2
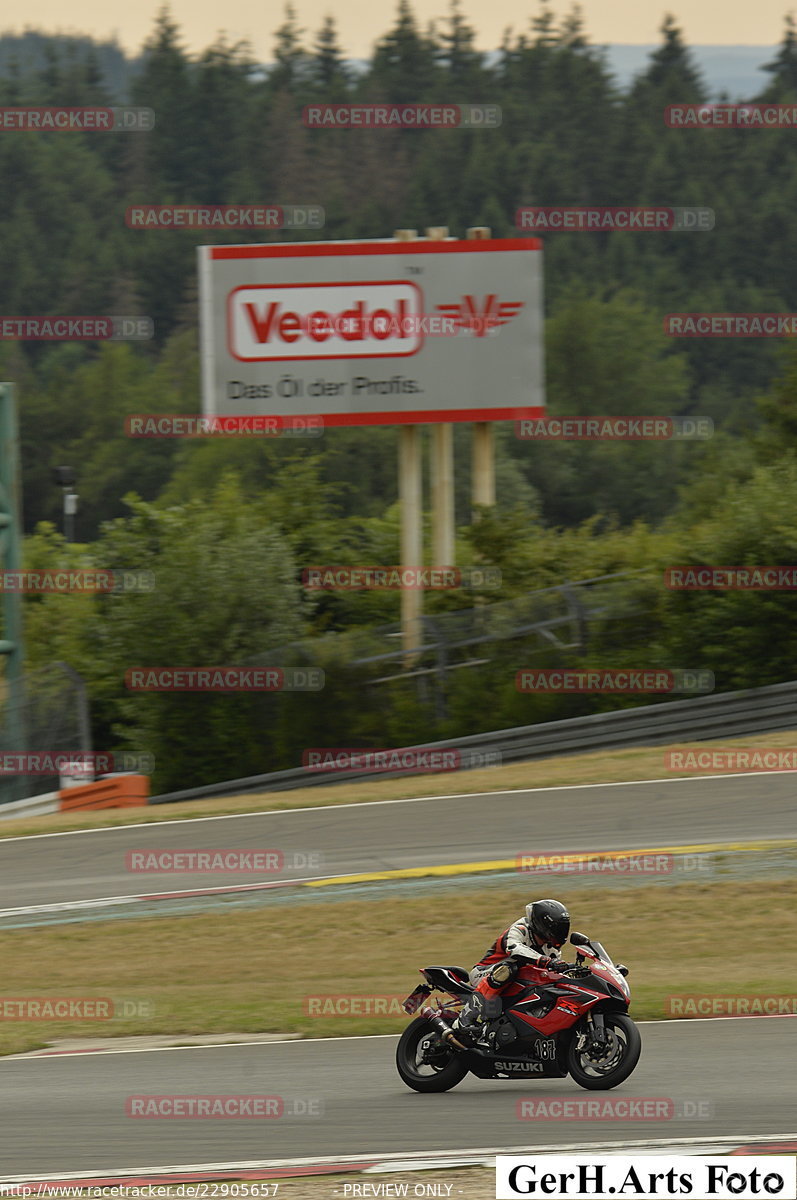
[
  {"x1": 399, "y1": 424, "x2": 423, "y2": 663},
  {"x1": 432, "y1": 422, "x2": 454, "y2": 564},
  {"x1": 393, "y1": 229, "x2": 425, "y2": 662},
  {"x1": 425, "y1": 227, "x2": 456, "y2": 573},
  {"x1": 0, "y1": 383, "x2": 25, "y2": 801},
  {"x1": 466, "y1": 227, "x2": 497, "y2": 520},
  {"x1": 472, "y1": 422, "x2": 496, "y2": 515}
]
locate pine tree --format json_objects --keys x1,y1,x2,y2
[
  {"x1": 370, "y1": 0, "x2": 439, "y2": 101},
  {"x1": 311, "y1": 15, "x2": 349, "y2": 92},
  {"x1": 38, "y1": 40, "x2": 61, "y2": 104},
  {"x1": 269, "y1": 3, "x2": 307, "y2": 94},
  {"x1": 131, "y1": 7, "x2": 197, "y2": 193},
  {"x1": 436, "y1": 0, "x2": 483, "y2": 85},
  {"x1": 762, "y1": 14, "x2": 797, "y2": 96},
  {"x1": 643, "y1": 14, "x2": 703, "y2": 94},
  {"x1": 193, "y1": 36, "x2": 257, "y2": 199}
]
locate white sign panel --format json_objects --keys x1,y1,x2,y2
[{"x1": 198, "y1": 237, "x2": 544, "y2": 426}]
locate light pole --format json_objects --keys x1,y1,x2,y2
[{"x1": 53, "y1": 466, "x2": 77, "y2": 543}]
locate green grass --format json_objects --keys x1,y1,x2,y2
[{"x1": 1, "y1": 877, "x2": 795, "y2": 1056}]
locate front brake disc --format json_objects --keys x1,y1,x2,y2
[{"x1": 586, "y1": 1029, "x2": 621, "y2": 1067}]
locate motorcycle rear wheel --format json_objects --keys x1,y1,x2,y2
[
  {"x1": 396, "y1": 1017, "x2": 469, "y2": 1093},
  {"x1": 567, "y1": 1012, "x2": 641, "y2": 1090}
]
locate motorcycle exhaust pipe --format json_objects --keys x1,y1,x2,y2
[{"x1": 420, "y1": 1005, "x2": 469, "y2": 1051}]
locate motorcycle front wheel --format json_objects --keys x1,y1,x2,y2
[
  {"x1": 567, "y1": 1012, "x2": 641, "y2": 1090},
  {"x1": 396, "y1": 1017, "x2": 469, "y2": 1093}
]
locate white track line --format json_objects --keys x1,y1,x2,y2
[
  {"x1": 3, "y1": 1015, "x2": 794, "y2": 1060},
  {"x1": 1, "y1": 770, "x2": 790, "y2": 844},
  {"x1": 3, "y1": 1134, "x2": 797, "y2": 1185},
  {"x1": 0, "y1": 877, "x2": 338, "y2": 918}
]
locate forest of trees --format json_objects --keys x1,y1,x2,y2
[{"x1": 5, "y1": 4, "x2": 797, "y2": 790}]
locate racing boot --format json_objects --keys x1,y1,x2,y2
[{"x1": 450, "y1": 993, "x2": 485, "y2": 1046}]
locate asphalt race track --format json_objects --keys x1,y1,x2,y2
[
  {"x1": 1, "y1": 1019, "x2": 795, "y2": 1176},
  {"x1": 1, "y1": 773, "x2": 795, "y2": 1179},
  {"x1": 0, "y1": 772, "x2": 795, "y2": 910}
]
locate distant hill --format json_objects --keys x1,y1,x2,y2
[
  {"x1": 0, "y1": 31, "x2": 779, "y2": 103},
  {"x1": 604, "y1": 44, "x2": 776, "y2": 98},
  {"x1": 0, "y1": 29, "x2": 133, "y2": 97}
]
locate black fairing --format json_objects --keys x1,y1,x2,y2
[
  {"x1": 420, "y1": 966, "x2": 473, "y2": 996},
  {"x1": 576, "y1": 974, "x2": 628, "y2": 1003},
  {"x1": 462, "y1": 1047, "x2": 568, "y2": 1080}
]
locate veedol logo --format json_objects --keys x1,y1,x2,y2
[
  {"x1": 227, "y1": 282, "x2": 525, "y2": 361},
  {"x1": 435, "y1": 293, "x2": 524, "y2": 337},
  {"x1": 229, "y1": 281, "x2": 422, "y2": 361}
]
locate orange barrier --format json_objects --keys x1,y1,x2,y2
[{"x1": 59, "y1": 774, "x2": 150, "y2": 811}]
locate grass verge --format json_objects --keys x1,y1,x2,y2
[
  {"x1": 0, "y1": 877, "x2": 794, "y2": 1057},
  {"x1": 1, "y1": 729, "x2": 796, "y2": 841}
]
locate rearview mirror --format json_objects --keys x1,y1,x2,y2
[{"x1": 570, "y1": 932, "x2": 589, "y2": 946}]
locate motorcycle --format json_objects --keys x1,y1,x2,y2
[{"x1": 396, "y1": 931, "x2": 641, "y2": 1092}]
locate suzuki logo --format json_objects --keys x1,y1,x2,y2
[
  {"x1": 436, "y1": 294, "x2": 524, "y2": 337},
  {"x1": 494, "y1": 1060, "x2": 544, "y2": 1073}
]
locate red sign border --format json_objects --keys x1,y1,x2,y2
[
  {"x1": 202, "y1": 237, "x2": 544, "y2": 425},
  {"x1": 208, "y1": 236, "x2": 543, "y2": 260}
]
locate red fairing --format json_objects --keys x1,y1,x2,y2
[{"x1": 497, "y1": 959, "x2": 629, "y2": 1036}]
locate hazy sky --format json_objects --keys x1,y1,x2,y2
[{"x1": 5, "y1": 0, "x2": 786, "y2": 61}]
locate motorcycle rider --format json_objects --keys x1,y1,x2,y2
[{"x1": 454, "y1": 899, "x2": 573, "y2": 1037}]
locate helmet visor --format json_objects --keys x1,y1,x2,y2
[{"x1": 531, "y1": 910, "x2": 570, "y2": 949}]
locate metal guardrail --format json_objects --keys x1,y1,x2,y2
[{"x1": 149, "y1": 678, "x2": 797, "y2": 805}]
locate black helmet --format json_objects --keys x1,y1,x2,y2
[{"x1": 525, "y1": 899, "x2": 570, "y2": 949}]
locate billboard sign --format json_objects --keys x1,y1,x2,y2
[{"x1": 198, "y1": 237, "x2": 544, "y2": 426}]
